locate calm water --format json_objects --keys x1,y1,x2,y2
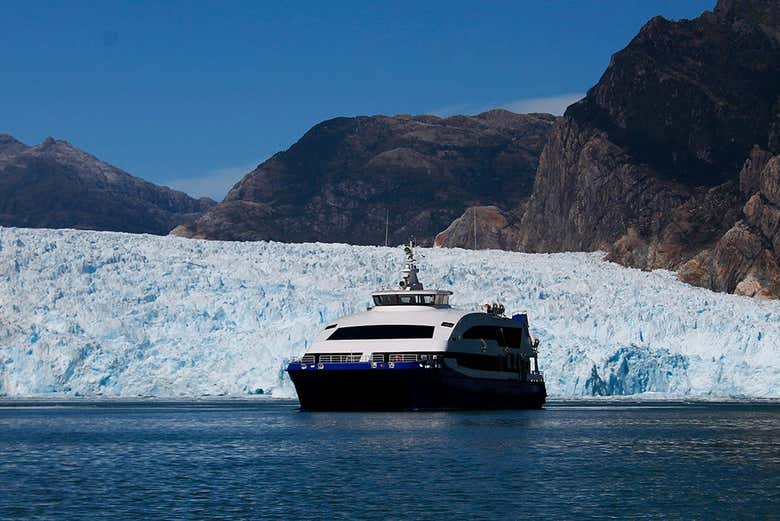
[{"x1": 0, "y1": 400, "x2": 777, "y2": 520}]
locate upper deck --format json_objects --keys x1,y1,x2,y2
[
  {"x1": 301, "y1": 241, "x2": 536, "y2": 361},
  {"x1": 307, "y1": 305, "x2": 468, "y2": 354}
]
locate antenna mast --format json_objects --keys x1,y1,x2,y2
[
  {"x1": 399, "y1": 240, "x2": 423, "y2": 290},
  {"x1": 473, "y1": 207, "x2": 477, "y2": 250},
  {"x1": 385, "y1": 208, "x2": 389, "y2": 247}
]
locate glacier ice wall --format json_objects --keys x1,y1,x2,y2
[{"x1": 0, "y1": 227, "x2": 778, "y2": 398}]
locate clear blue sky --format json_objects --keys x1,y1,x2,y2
[{"x1": 1, "y1": 0, "x2": 715, "y2": 200}]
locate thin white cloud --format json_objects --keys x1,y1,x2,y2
[
  {"x1": 502, "y1": 92, "x2": 585, "y2": 116},
  {"x1": 429, "y1": 103, "x2": 491, "y2": 118},
  {"x1": 166, "y1": 163, "x2": 256, "y2": 201},
  {"x1": 430, "y1": 92, "x2": 585, "y2": 118}
]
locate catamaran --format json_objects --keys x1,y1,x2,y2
[{"x1": 286, "y1": 242, "x2": 546, "y2": 410}]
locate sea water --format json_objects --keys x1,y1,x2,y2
[{"x1": 0, "y1": 400, "x2": 777, "y2": 520}]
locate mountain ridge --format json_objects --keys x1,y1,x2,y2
[
  {"x1": 513, "y1": 0, "x2": 780, "y2": 297},
  {"x1": 173, "y1": 110, "x2": 556, "y2": 245},
  {"x1": 0, "y1": 134, "x2": 215, "y2": 235},
  {"x1": 434, "y1": 0, "x2": 780, "y2": 299}
]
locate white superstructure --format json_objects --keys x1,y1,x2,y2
[{"x1": 299, "y1": 241, "x2": 540, "y2": 375}]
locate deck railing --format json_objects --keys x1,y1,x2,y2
[
  {"x1": 388, "y1": 353, "x2": 421, "y2": 362},
  {"x1": 318, "y1": 354, "x2": 362, "y2": 363},
  {"x1": 296, "y1": 353, "x2": 441, "y2": 365}
]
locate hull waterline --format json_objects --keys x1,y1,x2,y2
[{"x1": 287, "y1": 361, "x2": 546, "y2": 411}]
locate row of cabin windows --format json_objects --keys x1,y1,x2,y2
[
  {"x1": 303, "y1": 352, "x2": 530, "y2": 373},
  {"x1": 327, "y1": 325, "x2": 435, "y2": 340},
  {"x1": 461, "y1": 326, "x2": 523, "y2": 348},
  {"x1": 325, "y1": 324, "x2": 524, "y2": 345},
  {"x1": 372, "y1": 294, "x2": 449, "y2": 306}
]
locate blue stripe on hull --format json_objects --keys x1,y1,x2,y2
[{"x1": 286, "y1": 362, "x2": 546, "y2": 411}]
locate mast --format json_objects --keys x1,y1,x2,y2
[
  {"x1": 473, "y1": 207, "x2": 477, "y2": 250},
  {"x1": 385, "y1": 208, "x2": 389, "y2": 247},
  {"x1": 399, "y1": 240, "x2": 423, "y2": 290}
]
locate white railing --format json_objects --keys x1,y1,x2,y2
[
  {"x1": 318, "y1": 354, "x2": 362, "y2": 363},
  {"x1": 388, "y1": 353, "x2": 420, "y2": 362}
]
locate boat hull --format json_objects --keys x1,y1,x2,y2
[{"x1": 286, "y1": 361, "x2": 546, "y2": 411}]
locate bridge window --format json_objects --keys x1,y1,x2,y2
[
  {"x1": 372, "y1": 294, "x2": 449, "y2": 306},
  {"x1": 327, "y1": 325, "x2": 435, "y2": 340}
]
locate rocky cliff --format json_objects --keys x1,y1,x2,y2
[
  {"x1": 511, "y1": 0, "x2": 780, "y2": 296},
  {"x1": 172, "y1": 110, "x2": 555, "y2": 245},
  {"x1": 679, "y1": 148, "x2": 780, "y2": 298},
  {"x1": 0, "y1": 135, "x2": 215, "y2": 235},
  {"x1": 433, "y1": 205, "x2": 524, "y2": 251}
]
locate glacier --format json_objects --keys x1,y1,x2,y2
[{"x1": 0, "y1": 226, "x2": 778, "y2": 399}]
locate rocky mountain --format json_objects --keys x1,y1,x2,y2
[
  {"x1": 0, "y1": 135, "x2": 215, "y2": 235},
  {"x1": 172, "y1": 110, "x2": 556, "y2": 245},
  {"x1": 679, "y1": 148, "x2": 780, "y2": 298},
  {"x1": 433, "y1": 206, "x2": 524, "y2": 251},
  {"x1": 521, "y1": 0, "x2": 780, "y2": 254},
  {"x1": 436, "y1": 0, "x2": 780, "y2": 296}
]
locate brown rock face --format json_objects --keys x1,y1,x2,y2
[
  {"x1": 739, "y1": 147, "x2": 774, "y2": 196},
  {"x1": 606, "y1": 179, "x2": 745, "y2": 270},
  {"x1": 433, "y1": 205, "x2": 524, "y2": 251},
  {"x1": 518, "y1": 119, "x2": 693, "y2": 256},
  {"x1": 173, "y1": 110, "x2": 556, "y2": 245},
  {"x1": 513, "y1": 0, "x2": 780, "y2": 297},
  {"x1": 571, "y1": 1, "x2": 780, "y2": 186},
  {"x1": 680, "y1": 153, "x2": 780, "y2": 298},
  {"x1": 0, "y1": 135, "x2": 215, "y2": 235}
]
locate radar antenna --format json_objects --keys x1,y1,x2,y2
[{"x1": 399, "y1": 240, "x2": 424, "y2": 290}]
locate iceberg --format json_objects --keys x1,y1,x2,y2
[{"x1": 0, "y1": 227, "x2": 778, "y2": 398}]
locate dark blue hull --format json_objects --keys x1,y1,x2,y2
[{"x1": 286, "y1": 361, "x2": 546, "y2": 411}]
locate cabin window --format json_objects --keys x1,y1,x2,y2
[
  {"x1": 327, "y1": 325, "x2": 435, "y2": 340},
  {"x1": 373, "y1": 295, "x2": 399, "y2": 306},
  {"x1": 454, "y1": 353, "x2": 502, "y2": 371},
  {"x1": 461, "y1": 326, "x2": 523, "y2": 347},
  {"x1": 462, "y1": 326, "x2": 503, "y2": 343},
  {"x1": 502, "y1": 327, "x2": 522, "y2": 347},
  {"x1": 372, "y1": 294, "x2": 449, "y2": 306}
]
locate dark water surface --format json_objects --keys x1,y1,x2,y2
[{"x1": 0, "y1": 400, "x2": 777, "y2": 520}]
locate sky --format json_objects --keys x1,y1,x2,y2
[{"x1": 1, "y1": 0, "x2": 715, "y2": 201}]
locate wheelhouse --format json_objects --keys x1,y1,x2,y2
[{"x1": 371, "y1": 290, "x2": 452, "y2": 307}]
